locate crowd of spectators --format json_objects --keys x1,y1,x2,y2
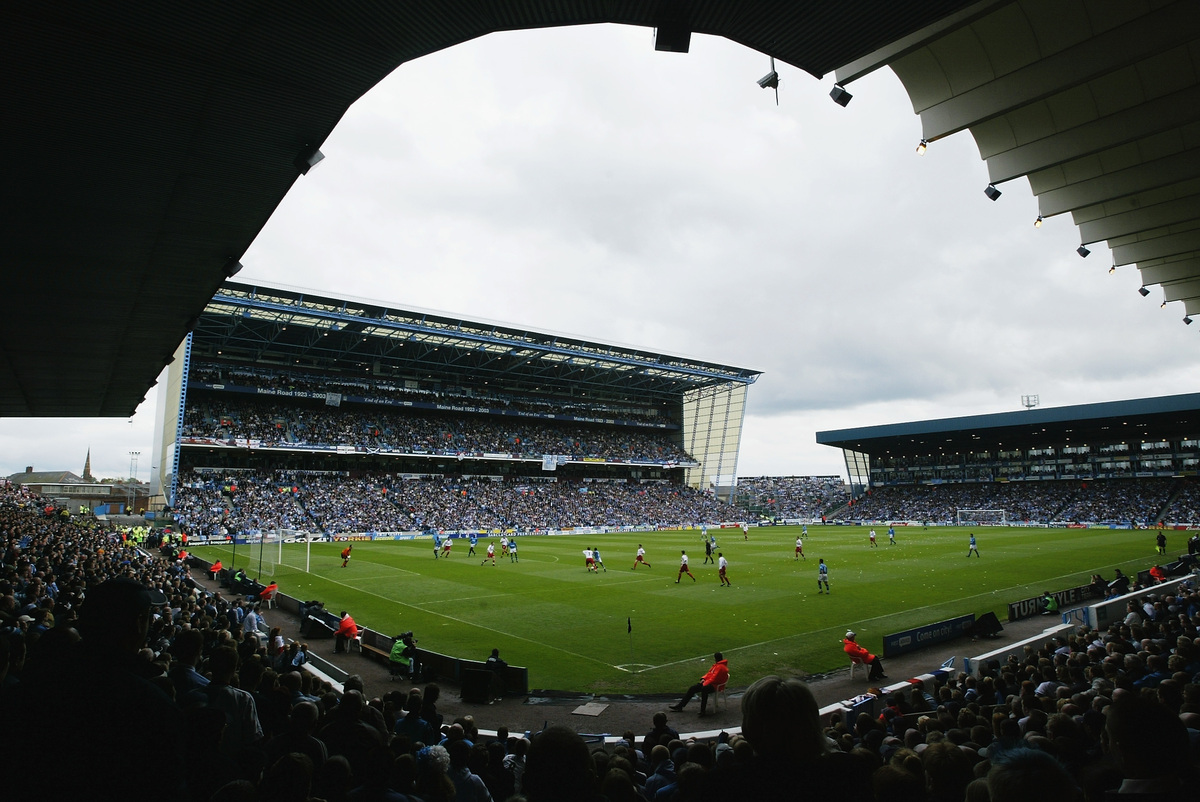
[
  {"x1": 1166, "y1": 480, "x2": 1200, "y2": 525},
  {"x1": 836, "y1": 477, "x2": 1199, "y2": 525},
  {"x1": 735, "y1": 476, "x2": 846, "y2": 520},
  {"x1": 804, "y1": 578, "x2": 1200, "y2": 802},
  {"x1": 172, "y1": 471, "x2": 1200, "y2": 537},
  {"x1": 190, "y1": 363, "x2": 679, "y2": 425},
  {"x1": 0, "y1": 479, "x2": 505, "y2": 799},
  {"x1": 182, "y1": 398, "x2": 693, "y2": 465},
  {"x1": 173, "y1": 472, "x2": 744, "y2": 536}
]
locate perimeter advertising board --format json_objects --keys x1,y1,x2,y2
[
  {"x1": 1007, "y1": 583, "x2": 1097, "y2": 622},
  {"x1": 883, "y1": 614, "x2": 975, "y2": 658}
]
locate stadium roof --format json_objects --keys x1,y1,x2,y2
[
  {"x1": 6, "y1": 2, "x2": 1199, "y2": 416},
  {"x1": 194, "y1": 282, "x2": 759, "y2": 402},
  {"x1": 816, "y1": 393, "x2": 1200, "y2": 457}
]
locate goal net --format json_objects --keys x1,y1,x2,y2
[
  {"x1": 241, "y1": 529, "x2": 295, "y2": 577},
  {"x1": 956, "y1": 509, "x2": 1007, "y2": 526}
]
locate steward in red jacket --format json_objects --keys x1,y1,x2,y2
[
  {"x1": 334, "y1": 611, "x2": 358, "y2": 654},
  {"x1": 669, "y1": 653, "x2": 730, "y2": 716},
  {"x1": 843, "y1": 631, "x2": 887, "y2": 681}
]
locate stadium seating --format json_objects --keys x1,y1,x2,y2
[
  {"x1": 847, "y1": 654, "x2": 866, "y2": 679},
  {"x1": 180, "y1": 395, "x2": 693, "y2": 465},
  {"x1": 173, "y1": 469, "x2": 744, "y2": 536},
  {"x1": 711, "y1": 679, "x2": 729, "y2": 711}
]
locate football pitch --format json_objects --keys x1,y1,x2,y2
[{"x1": 192, "y1": 525, "x2": 1161, "y2": 693}]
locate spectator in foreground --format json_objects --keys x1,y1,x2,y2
[
  {"x1": 985, "y1": 746, "x2": 1080, "y2": 802},
  {"x1": 6, "y1": 577, "x2": 186, "y2": 798},
  {"x1": 642, "y1": 710, "x2": 679, "y2": 754},
  {"x1": 522, "y1": 725, "x2": 603, "y2": 802},
  {"x1": 1103, "y1": 694, "x2": 1194, "y2": 794}
]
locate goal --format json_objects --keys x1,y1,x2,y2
[
  {"x1": 956, "y1": 509, "x2": 1007, "y2": 526},
  {"x1": 240, "y1": 531, "x2": 279, "y2": 577}
]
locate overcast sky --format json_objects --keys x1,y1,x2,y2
[{"x1": 5, "y1": 23, "x2": 1200, "y2": 483}]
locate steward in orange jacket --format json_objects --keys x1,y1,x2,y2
[
  {"x1": 669, "y1": 653, "x2": 729, "y2": 716},
  {"x1": 843, "y1": 631, "x2": 887, "y2": 681}
]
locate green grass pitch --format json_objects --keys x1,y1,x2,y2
[{"x1": 193, "y1": 525, "x2": 1163, "y2": 693}]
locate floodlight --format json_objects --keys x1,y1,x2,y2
[
  {"x1": 294, "y1": 145, "x2": 325, "y2": 175},
  {"x1": 1077, "y1": 245, "x2": 1090, "y2": 258},
  {"x1": 829, "y1": 84, "x2": 852, "y2": 106},
  {"x1": 224, "y1": 258, "x2": 243, "y2": 278},
  {"x1": 984, "y1": 184, "x2": 1002, "y2": 201},
  {"x1": 916, "y1": 139, "x2": 927, "y2": 155},
  {"x1": 757, "y1": 57, "x2": 780, "y2": 105},
  {"x1": 1034, "y1": 215, "x2": 1043, "y2": 228},
  {"x1": 654, "y1": 20, "x2": 691, "y2": 52},
  {"x1": 1139, "y1": 286, "x2": 1150, "y2": 297},
  {"x1": 1109, "y1": 265, "x2": 1116, "y2": 274},
  {"x1": 1186, "y1": 316, "x2": 1194, "y2": 325}
]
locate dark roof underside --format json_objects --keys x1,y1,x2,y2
[
  {"x1": 0, "y1": 0, "x2": 979, "y2": 417},
  {"x1": 7, "y1": 1, "x2": 1198, "y2": 419},
  {"x1": 195, "y1": 281, "x2": 760, "y2": 403}
]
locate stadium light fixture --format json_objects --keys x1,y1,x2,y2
[
  {"x1": 653, "y1": 19, "x2": 691, "y2": 52},
  {"x1": 1077, "y1": 245, "x2": 1090, "y2": 257},
  {"x1": 1162, "y1": 300, "x2": 1168, "y2": 308},
  {"x1": 1186, "y1": 316, "x2": 1193, "y2": 325},
  {"x1": 984, "y1": 184, "x2": 1002, "y2": 201},
  {"x1": 916, "y1": 139, "x2": 927, "y2": 155},
  {"x1": 294, "y1": 145, "x2": 325, "y2": 175},
  {"x1": 1034, "y1": 215, "x2": 1043, "y2": 228},
  {"x1": 757, "y1": 57, "x2": 779, "y2": 105},
  {"x1": 1109, "y1": 265, "x2": 1116, "y2": 274},
  {"x1": 1139, "y1": 286, "x2": 1150, "y2": 297},
  {"x1": 829, "y1": 84, "x2": 852, "y2": 107}
]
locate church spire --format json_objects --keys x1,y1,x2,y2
[{"x1": 82, "y1": 448, "x2": 94, "y2": 482}]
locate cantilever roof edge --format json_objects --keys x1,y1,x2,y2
[
  {"x1": 214, "y1": 280, "x2": 763, "y2": 384},
  {"x1": 816, "y1": 393, "x2": 1200, "y2": 446}
]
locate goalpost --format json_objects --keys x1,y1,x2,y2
[
  {"x1": 955, "y1": 509, "x2": 1007, "y2": 526},
  {"x1": 254, "y1": 528, "x2": 320, "y2": 575},
  {"x1": 249, "y1": 530, "x2": 280, "y2": 578}
]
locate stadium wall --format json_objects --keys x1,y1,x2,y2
[
  {"x1": 682, "y1": 382, "x2": 746, "y2": 499},
  {"x1": 152, "y1": 337, "x2": 190, "y2": 508}
]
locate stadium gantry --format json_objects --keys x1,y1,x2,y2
[
  {"x1": 6, "y1": 2, "x2": 1200, "y2": 422},
  {"x1": 153, "y1": 281, "x2": 760, "y2": 511}
]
